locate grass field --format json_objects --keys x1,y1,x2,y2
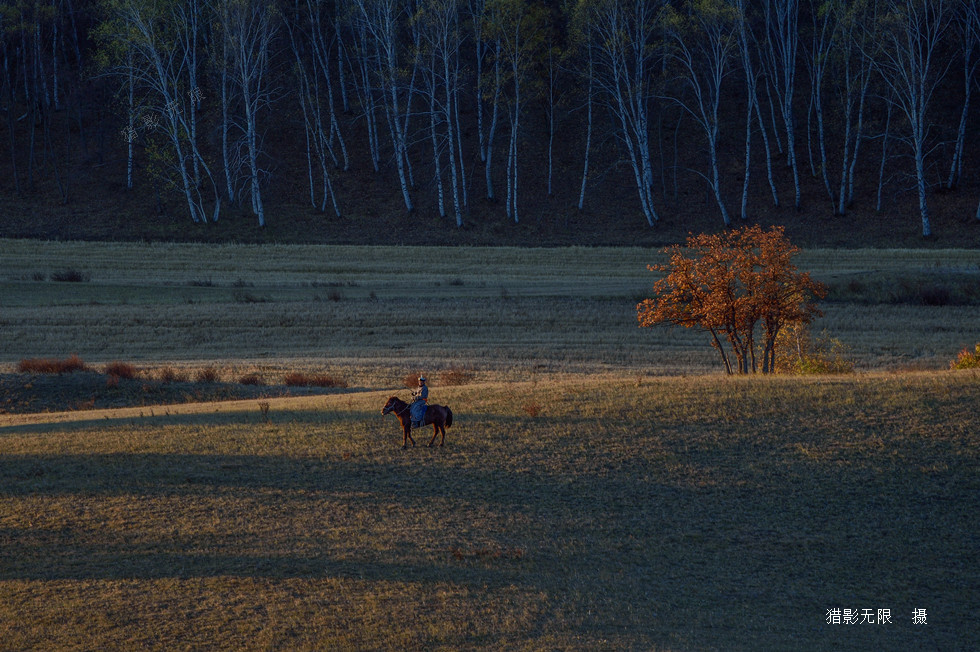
[
  {"x1": 1, "y1": 240, "x2": 979, "y2": 649},
  {"x1": 1, "y1": 240, "x2": 979, "y2": 379}
]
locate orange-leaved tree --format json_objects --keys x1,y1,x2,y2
[{"x1": 637, "y1": 225, "x2": 826, "y2": 374}]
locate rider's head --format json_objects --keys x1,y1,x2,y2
[{"x1": 418, "y1": 375, "x2": 426, "y2": 385}]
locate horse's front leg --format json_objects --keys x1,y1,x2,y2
[{"x1": 403, "y1": 422, "x2": 415, "y2": 448}]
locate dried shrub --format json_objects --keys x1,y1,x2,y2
[
  {"x1": 18, "y1": 358, "x2": 56, "y2": 374},
  {"x1": 195, "y1": 367, "x2": 221, "y2": 383},
  {"x1": 18, "y1": 354, "x2": 89, "y2": 374},
  {"x1": 106, "y1": 374, "x2": 120, "y2": 389},
  {"x1": 158, "y1": 367, "x2": 189, "y2": 383},
  {"x1": 284, "y1": 372, "x2": 347, "y2": 388},
  {"x1": 51, "y1": 269, "x2": 90, "y2": 283},
  {"x1": 234, "y1": 291, "x2": 268, "y2": 303},
  {"x1": 239, "y1": 374, "x2": 264, "y2": 386},
  {"x1": 403, "y1": 373, "x2": 421, "y2": 389},
  {"x1": 522, "y1": 401, "x2": 541, "y2": 418},
  {"x1": 950, "y1": 343, "x2": 980, "y2": 370},
  {"x1": 441, "y1": 366, "x2": 474, "y2": 386},
  {"x1": 310, "y1": 374, "x2": 347, "y2": 388},
  {"x1": 104, "y1": 362, "x2": 138, "y2": 379},
  {"x1": 919, "y1": 284, "x2": 952, "y2": 306}
]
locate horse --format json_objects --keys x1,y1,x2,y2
[{"x1": 381, "y1": 396, "x2": 453, "y2": 448}]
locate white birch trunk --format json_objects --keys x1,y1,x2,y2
[
  {"x1": 428, "y1": 54, "x2": 446, "y2": 218},
  {"x1": 444, "y1": 31, "x2": 462, "y2": 226},
  {"x1": 485, "y1": 41, "x2": 500, "y2": 201},
  {"x1": 945, "y1": 16, "x2": 975, "y2": 189},
  {"x1": 126, "y1": 46, "x2": 134, "y2": 190},
  {"x1": 578, "y1": 43, "x2": 593, "y2": 211},
  {"x1": 876, "y1": 100, "x2": 892, "y2": 212}
]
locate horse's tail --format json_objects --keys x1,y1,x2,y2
[{"x1": 446, "y1": 407, "x2": 453, "y2": 428}]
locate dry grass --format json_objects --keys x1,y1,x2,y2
[
  {"x1": 0, "y1": 373, "x2": 977, "y2": 649},
  {"x1": 157, "y1": 367, "x2": 189, "y2": 383},
  {"x1": 104, "y1": 361, "x2": 139, "y2": 379},
  {"x1": 283, "y1": 372, "x2": 348, "y2": 388},
  {"x1": 1, "y1": 241, "x2": 978, "y2": 382},
  {"x1": 17, "y1": 354, "x2": 89, "y2": 374},
  {"x1": 0, "y1": 240, "x2": 978, "y2": 647},
  {"x1": 440, "y1": 366, "x2": 475, "y2": 386},
  {"x1": 195, "y1": 366, "x2": 221, "y2": 383}
]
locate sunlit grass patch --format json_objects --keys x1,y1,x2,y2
[{"x1": 0, "y1": 373, "x2": 977, "y2": 648}]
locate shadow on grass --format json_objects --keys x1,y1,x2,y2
[
  {"x1": 1, "y1": 421, "x2": 977, "y2": 648},
  {"x1": 0, "y1": 530, "x2": 527, "y2": 587}
]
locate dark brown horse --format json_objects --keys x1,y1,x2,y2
[{"x1": 381, "y1": 396, "x2": 453, "y2": 448}]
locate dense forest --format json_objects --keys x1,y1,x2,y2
[{"x1": 1, "y1": 0, "x2": 979, "y2": 246}]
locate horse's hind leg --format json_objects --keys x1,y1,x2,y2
[
  {"x1": 439, "y1": 425, "x2": 445, "y2": 447},
  {"x1": 428, "y1": 423, "x2": 439, "y2": 447}
]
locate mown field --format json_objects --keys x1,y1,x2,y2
[
  {"x1": 1, "y1": 240, "x2": 979, "y2": 649},
  {"x1": 1, "y1": 240, "x2": 979, "y2": 379}
]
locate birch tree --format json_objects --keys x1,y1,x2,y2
[
  {"x1": 577, "y1": 36, "x2": 594, "y2": 210},
  {"x1": 99, "y1": 0, "x2": 220, "y2": 224},
  {"x1": 735, "y1": 0, "x2": 779, "y2": 217},
  {"x1": 576, "y1": 0, "x2": 663, "y2": 226},
  {"x1": 352, "y1": 0, "x2": 414, "y2": 213},
  {"x1": 0, "y1": 11, "x2": 16, "y2": 193},
  {"x1": 944, "y1": 0, "x2": 978, "y2": 190},
  {"x1": 468, "y1": 0, "x2": 488, "y2": 162},
  {"x1": 802, "y1": 0, "x2": 838, "y2": 208},
  {"x1": 663, "y1": 0, "x2": 739, "y2": 226},
  {"x1": 761, "y1": 0, "x2": 802, "y2": 209},
  {"x1": 224, "y1": 0, "x2": 278, "y2": 226},
  {"x1": 486, "y1": 0, "x2": 545, "y2": 223},
  {"x1": 870, "y1": 0, "x2": 955, "y2": 237},
  {"x1": 417, "y1": 0, "x2": 465, "y2": 226},
  {"x1": 284, "y1": 0, "x2": 343, "y2": 216},
  {"x1": 480, "y1": 29, "x2": 502, "y2": 200}
]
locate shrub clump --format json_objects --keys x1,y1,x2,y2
[
  {"x1": 195, "y1": 367, "x2": 221, "y2": 383},
  {"x1": 50, "y1": 269, "x2": 90, "y2": 283},
  {"x1": 403, "y1": 373, "x2": 421, "y2": 389},
  {"x1": 522, "y1": 401, "x2": 541, "y2": 418},
  {"x1": 950, "y1": 344, "x2": 980, "y2": 370},
  {"x1": 158, "y1": 367, "x2": 189, "y2": 383},
  {"x1": 18, "y1": 354, "x2": 89, "y2": 374},
  {"x1": 104, "y1": 361, "x2": 139, "y2": 379},
  {"x1": 239, "y1": 374, "x2": 265, "y2": 386},
  {"x1": 775, "y1": 324, "x2": 854, "y2": 375},
  {"x1": 440, "y1": 366, "x2": 474, "y2": 386},
  {"x1": 284, "y1": 372, "x2": 348, "y2": 388}
]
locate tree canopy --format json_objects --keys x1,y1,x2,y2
[{"x1": 637, "y1": 225, "x2": 826, "y2": 374}]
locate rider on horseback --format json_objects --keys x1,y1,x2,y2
[{"x1": 410, "y1": 376, "x2": 428, "y2": 428}]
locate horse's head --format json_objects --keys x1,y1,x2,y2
[{"x1": 381, "y1": 396, "x2": 400, "y2": 415}]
